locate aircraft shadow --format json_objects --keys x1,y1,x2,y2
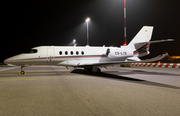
[{"x1": 71, "y1": 69, "x2": 180, "y2": 89}]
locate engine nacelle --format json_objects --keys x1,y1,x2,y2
[{"x1": 106, "y1": 47, "x2": 133, "y2": 58}]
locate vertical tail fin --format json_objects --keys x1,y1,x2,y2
[
  {"x1": 127, "y1": 26, "x2": 153, "y2": 57},
  {"x1": 128, "y1": 26, "x2": 154, "y2": 48}
]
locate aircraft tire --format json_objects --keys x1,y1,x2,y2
[
  {"x1": 97, "y1": 68, "x2": 101, "y2": 73},
  {"x1": 84, "y1": 68, "x2": 93, "y2": 72},
  {"x1": 20, "y1": 70, "x2": 26, "y2": 75},
  {"x1": 87, "y1": 68, "x2": 92, "y2": 72}
]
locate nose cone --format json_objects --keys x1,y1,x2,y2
[{"x1": 4, "y1": 58, "x2": 12, "y2": 64}]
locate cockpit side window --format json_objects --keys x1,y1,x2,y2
[{"x1": 29, "y1": 49, "x2": 38, "y2": 53}]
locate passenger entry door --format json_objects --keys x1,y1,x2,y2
[{"x1": 47, "y1": 47, "x2": 54, "y2": 63}]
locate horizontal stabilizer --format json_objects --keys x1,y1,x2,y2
[{"x1": 135, "y1": 39, "x2": 174, "y2": 45}]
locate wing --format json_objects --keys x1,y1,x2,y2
[{"x1": 74, "y1": 54, "x2": 167, "y2": 67}]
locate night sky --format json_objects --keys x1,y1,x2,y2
[{"x1": 1, "y1": 0, "x2": 180, "y2": 63}]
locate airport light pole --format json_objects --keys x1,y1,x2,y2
[
  {"x1": 86, "y1": 17, "x2": 90, "y2": 45},
  {"x1": 73, "y1": 38, "x2": 76, "y2": 45},
  {"x1": 123, "y1": 0, "x2": 127, "y2": 46}
]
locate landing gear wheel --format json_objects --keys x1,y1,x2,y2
[
  {"x1": 87, "y1": 68, "x2": 93, "y2": 72},
  {"x1": 96, "y1": 68, "x2": 101, "y2": 73},
  {"x1": 21, "y1": 71, "x2": 25, "y2": 75},
  {"x1": 84, "y1": 68, "x2": 92, "y2": 72},
  {"x1": 84, "y1": 68, "x2": 101, "y2": 73},
  {"x1": 19, "y1": 66, "x2": 26, "y2": 75},
  {"x1": 19, "y1": 70, "x2": 26, "y2": 75}
]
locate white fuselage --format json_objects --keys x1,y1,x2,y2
[
  {"x1": 4, "y1": 26, "x2": 169, "y2": 73},
  {"x1": 4, "y1": 46, "x2": 134, "y2": 67}
]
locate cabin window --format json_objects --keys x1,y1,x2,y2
[
  {"x1": 76, "y1": 51, "x2": 79, "y2": 55},
  {"x1": 81, "y1": 51, "x2": 84, "y2": 55},
  {"x1": 65, "y1": 51, "x2": 68, "y2": 55},
  {"x1": 59, "y1": 51, "x2": 62, "y2": 55},
  {"x1": 29, "y1": 49, "x2": 38, "y2": 53},
  {"x1": 70, "y1": 51, "x2": 73, "y2": 55}
]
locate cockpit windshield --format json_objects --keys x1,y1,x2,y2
[{"x1": 29, "y1": 49, "x2": 38, "y2": 53}]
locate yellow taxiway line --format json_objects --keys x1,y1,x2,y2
[{"x1": 0, "y1": 78, "x2": 60, "y2": 82}]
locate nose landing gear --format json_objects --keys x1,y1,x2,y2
[{"x1": 19, "y1": 66, "x2": 26, "y2": 75}]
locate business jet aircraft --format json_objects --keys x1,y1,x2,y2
[{"x1": 4, "y1": 26, "x2": 172, "y2": 75}]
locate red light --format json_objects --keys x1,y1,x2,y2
[{"x1": 123, "y1": 42, "x2": 127, "y2": 46}]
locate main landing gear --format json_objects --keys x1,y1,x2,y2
[
  {"x1": 84, "y1": 67, "x2": 101, "y2": 73},
  {"x1": 19, "y1": 66, "x2": 26, "y2": 75}
]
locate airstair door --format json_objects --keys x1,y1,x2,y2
[{"x1": 47, "y1": 48, "x2": 54, "y2": 63}]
